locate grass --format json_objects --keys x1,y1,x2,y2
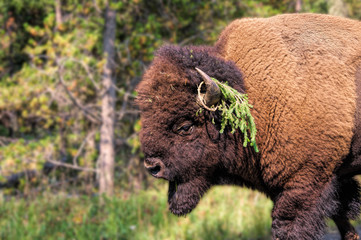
[{"x1": 0, "y1": 183, "x2": 274, "y2": 240}]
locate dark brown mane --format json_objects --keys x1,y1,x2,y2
[
  {"x1": 154, "y1": 45, "x2": 245, "y2": 92},
  {"x1": 136, "y1": 45, "x2": 246, "y2": 112}
]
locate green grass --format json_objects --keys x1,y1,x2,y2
[{"x1": 0, "y1": 183, "x2": 273, "y2": 240}]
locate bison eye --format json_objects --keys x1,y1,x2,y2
[{"x1": 174, "y1": 121, "x2": 194, "y2": 136}]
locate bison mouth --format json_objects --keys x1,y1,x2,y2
[{"x1": 167, "y1": 179, "x2": 210, "y2": 216}]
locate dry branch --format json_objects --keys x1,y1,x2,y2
[
  {"x1": 46, "y1": 159, "x2": 98, "y2": 172},
  {"x1": 57, "y1": 59, "x2": 101, "y2": 124}
]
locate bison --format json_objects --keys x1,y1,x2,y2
[{"x1": 136, "y1": 13, "x2": 361, "y2": 239}]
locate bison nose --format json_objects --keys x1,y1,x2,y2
[
  {"x1": 144, "y1": 158, "x2": 166, "y2": 178},
  {"x1": 148, "y1": 165, "x2": 161, "y2": 175}
]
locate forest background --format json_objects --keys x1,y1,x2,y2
[{"x1": 0, "y1": 0, "x2": 360, "y2": 239}]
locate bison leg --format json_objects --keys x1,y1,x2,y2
[
  {"x1": 332, "y1": 177, "x2": 361, "y2": 240},
  {"x1": 271, "y1": 179, "x2": 340, "y2": 240},
  {"x1": 333, "y1": 217, "x2": 359, "y2": 240},
  {"x1": 271, "y1": 177, "x2": 361, "y2": 240}
]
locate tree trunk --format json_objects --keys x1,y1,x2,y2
[
  {"x1": 55, "y1": 0, "x2": 62, "y2": 27},
  {"x1": 98, "y1": 2, "x2": 117, "y2": 197},
  {"x1": 295, "y1": 0, "x2": 302, "y2": 12}
]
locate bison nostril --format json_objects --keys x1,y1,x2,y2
[
  {"x1": 144, "y1": 158, "x2": 166, "y2": 178},
  {"x1": 148, "y1": 165, "x2": 161, "y2": 175}
]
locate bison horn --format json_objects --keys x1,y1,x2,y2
[{"x1": 195, "y1": 68, "x2": 221, "y2": 108}]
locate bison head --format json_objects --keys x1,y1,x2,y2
[{"x1": 136, "y1": 45, "x2": 249, "y2": 216}]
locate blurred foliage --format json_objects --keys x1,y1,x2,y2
[{"x1": 0, "y1": 0, "x2": 360, "y2": 194}]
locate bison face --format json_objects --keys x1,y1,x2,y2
[
  {"x1": 139, "y1": 92, "x2": 218, "y2": 216},
  {"x1": 136, "y1": 45, "x2": 246, "y2": 216}
]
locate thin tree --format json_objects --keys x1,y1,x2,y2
[
  {"x1": 98, "y1": 1, "x2": 117, "y2": 197},
  {"x1": 55, "y1": 0, "x2": 62, "y2": 28},
  {"x1": 295, "y1": 0, "x2": 302, "y2": 12}
]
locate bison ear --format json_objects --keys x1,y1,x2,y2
[{"x1": 195, "y1": 68, "x2": 221, "y2": 108}]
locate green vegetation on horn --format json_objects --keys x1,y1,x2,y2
[{"x1": 211, "y1": 78, "x2": 259, "y2": 152}]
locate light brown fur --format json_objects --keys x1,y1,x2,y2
[{"x1": 216, "y1": 13, "x2": 361, "y2": 188}]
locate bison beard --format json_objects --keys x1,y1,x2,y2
[
  {"x1": 137, "y1": 14, "x2": 361, "y2": 240},
  {"x1": 168, "y1": 179, "x2": 210, "y2": 216}
]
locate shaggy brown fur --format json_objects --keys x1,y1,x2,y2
[{"x1": 137, "y1": 14, "x2": 361, "y2": 239}]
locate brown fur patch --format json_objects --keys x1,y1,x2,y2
[
  {"x1": 337, "y1": 64, "x2": 361, "y2": 176},
  {"x1": 350, "y1": 66, "x2": 361, "y2": 163}
]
